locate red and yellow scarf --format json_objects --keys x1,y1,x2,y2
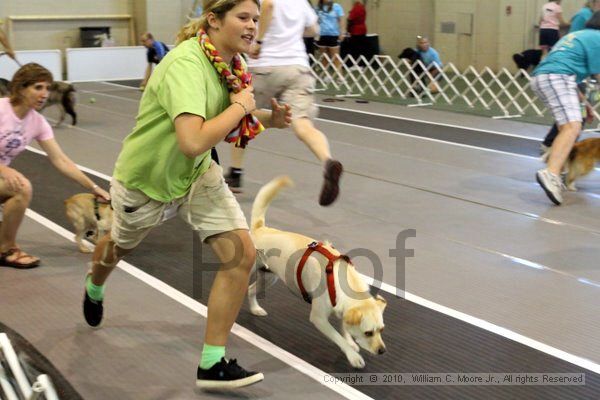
[{"x1": 198, "y1": 29, "x2": 264, "y2": 148}]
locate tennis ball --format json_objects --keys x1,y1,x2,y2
[{"x1": 89, "y1": 97, "x2": 96, "y2": 104}]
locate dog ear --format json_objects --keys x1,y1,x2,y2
[
  {"x1": 344, "y1": 307, "x2": 363, "y2": 326},
  {"x1": 375, "y1": 294, "x2": 387, "y2": 311}
]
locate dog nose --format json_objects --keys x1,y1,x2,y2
[{"x1": 378, "y1": 347, "x2": 386, "y2": 355}]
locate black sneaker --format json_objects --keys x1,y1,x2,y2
[
  {"x1": 225, "y1": 168, "x2": 243, "y2": 193},
  {"x1": 319, "y1": 159, "x2": 343, "y2": 206},
  {"x1": 83, "y1": 290, "x2": 103, "y2": 327},
  {"x1": 196, "y1": 357, "x2": 264, "y2": 389}
]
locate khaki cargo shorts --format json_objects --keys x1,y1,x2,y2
[
  {"x1": 110, "y1": 162, "x2": 248, "y2": 249},
  {"x1": 250, "y1": 65, "x2": 318, "y2": 120}
]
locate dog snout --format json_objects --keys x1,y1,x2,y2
[{"x1": 377, "y1": 346, "x2": 386, "y2": 355}]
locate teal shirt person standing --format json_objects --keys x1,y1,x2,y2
[
  {"x1": 533, "y1": 29, "x2": 600, "y2": 83},
  {"x1": 570, "y1": 6, "x2": 593, "y2": 32}
]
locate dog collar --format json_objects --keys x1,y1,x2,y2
[
  {"x1": 93, "y1": 196, "x2": 101, "y2": 221},
  {"x1": 297, "y1": 241, "x2": 349, "y2": 307}
]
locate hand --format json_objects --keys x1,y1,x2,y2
[
  {"x1": 92, "y1": 185, "x2": 111, "y2": 202},
  {"x1": 230, "y1": 86, "x2": 256, "y2": 114},
  {"x1": 0, "y1": 167, "x2": 27, "y2": 193},
  {"x1": 249, "y1": 43, "x2": 261, "y2": 59},
  {"x1": 7, "y1": 50, "x2": 16, "y2": 60},
  {"x1": 269, "y1": 98, "x2": 292, "y2": 129}
]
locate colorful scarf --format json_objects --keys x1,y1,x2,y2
[{"x1": 198, "y1": 30, "x2": 264, "y2": 148}]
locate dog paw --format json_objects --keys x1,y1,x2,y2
[
  {"x1": 79, "y1": 246, "x2": 93, "y2": 253},
  {"x1": 567, "y1": 183, "x2": 577, "y2": 192},
  {"x1": 250, "y1": 306, "x2": 268, "y2": 317},
  {"x1": 346, "y1": 350, "x2": 365, "y2": 369}
]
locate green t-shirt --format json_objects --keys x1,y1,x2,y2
[{"x1": 113, "y1": 38, "x2": 229, "y2": 202}]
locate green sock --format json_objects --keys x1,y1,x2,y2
[
  {"x1": 200, "y1": 344, "x2": 225, "y2": 370},
  {"x1": 86, "y1": 275, "x2": 105, "y2": 301}
]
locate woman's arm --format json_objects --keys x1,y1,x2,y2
[{"x1": 38, "y1": 138, "x2": 110, "y2": 200}]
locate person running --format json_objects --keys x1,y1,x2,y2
[
  {"x1": 532, "y1": 11, "x2": 600, "y2": 205},
  {"x1": 82, "y1": 0, "x2": 291, "y2": 389},
  {"x1": 226, "y1": 0, "x2": 343, "y2": 206}
]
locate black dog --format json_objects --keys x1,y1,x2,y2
[
  {"x1": 398, "y1": 47, "x2": 426, "y2": 92},
  {"x1": 512, "y1": 49, "x2": 542, "y2": 72},
  {"x1": 0, "y1": 78, "x2": 9, "y2": 97}
]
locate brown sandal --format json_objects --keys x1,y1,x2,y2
[{"x1": 0, "y1": 248, "x2": 40, "y2": 269}]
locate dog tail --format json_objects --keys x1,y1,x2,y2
[{"x1": 251, "y1": 176, "x2": 293, "y2": 232}]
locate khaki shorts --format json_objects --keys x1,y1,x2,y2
[
  {"x1": 110, "y1": 162, "x2": 248, "y2": 249},
  {"x1": 250, "y1": 65, "x2": 318, "y2": 120}
]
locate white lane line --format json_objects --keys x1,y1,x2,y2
[
  {"x1": 26, "y1": 146, "x2": 113, "y2": 180},
  {"x1": 317, "y1": 103, "x2": 543, "y2": 141},
  {"x1": 358, "y1": 275, "x2": 600, "y2": 375},
  {"x1": 24, "y1": 209, "x2": 373, "y2": 400},
  {"x1": 25, "y1": 201, "x2": 600, "y2": 379},
  {"x1": 76, "y1": 90, "x2": 140, "y2": 103},
  {"x1": 315, "y1": 117, "x2": 539, "y2": 160},
  {"x1": 24, "y1": 147, "x2": 600, "y2": 378},
  {"x1": 42, "y1": 117, "x2": 123, "y2": 144},
  {"x1": 98, "y1": 81, "x2": 142, "y2": 90}
]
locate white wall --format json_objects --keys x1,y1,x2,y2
[{"x1": 2, "y1": 0, "x2": 595, "y2": 72}]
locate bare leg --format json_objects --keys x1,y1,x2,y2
[
  {"x1": 0, "y1": 180, "x2": 32, "y2": 252},
  {"x1": 292, "y1": 118, "x2": 332, "y2": 163},
  {"x1": 546, "y1": 121, "x2": 581, "y2": 176},
  {"x1": 90, "y1": 233, "x2": 133, "y2": 285},
  {"x1": 204, "y1": 229, "x2": 255, "y2": 346}
]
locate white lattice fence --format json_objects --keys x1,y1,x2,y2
[{"x1": 310, "y1": 54, "x2": 600, "y2": 124}]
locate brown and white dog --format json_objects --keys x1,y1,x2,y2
[
  {"x1": 248, "y1": 176, "x2": 387, "y2": 368},
  {"x1": 65, "y1": 193, "x2": 112, "y2": 253},
  {"x1": 564, "y1": 138, "x2": 600, "y2": 191}
]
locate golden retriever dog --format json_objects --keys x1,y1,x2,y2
[
  {"x1": 248, "y1": 176, "x2": 387, "y2": 369},
  {"x1": 65, "y1": 193, "x2": 112, "y2": 253},
  {"x1": 563, "y1": 138, "x2": 600, "y2": 191}
]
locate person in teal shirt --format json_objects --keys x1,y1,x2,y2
[
  {"x1": 82, "y1": 0, "x2": 291, "y2": 390},
  {"x1": 316, "y1": 0, "x2": 346, "y2": 75},
  {"x1": 569, "y1": 0, "x2": 600, "y2": 33},
  {"x1": 532, "y1": 12, "x2": 600, "y2": 205}
]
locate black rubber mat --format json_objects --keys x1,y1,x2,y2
[
  {"x1": 317, "y1": 107, "x2": 542, "y2": 157},
  {"x1": 0, "y1": 322, "x2": 83, "y2": 400},
  {"x1": 106, "y1": 80, "x2": 543, "y2": 158},
  {"x1": 12, "y1": 151, "x2": 600, "y2": 399}
]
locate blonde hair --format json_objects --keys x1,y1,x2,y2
[
  {"x1": 10, "y1": 63, "x2": 53, "y2": 105},
  {"x1": 175, "y1": 0, "x2": 260, "y2": 45}
]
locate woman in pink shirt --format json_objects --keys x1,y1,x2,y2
[
  {"x1": 539, "y1": 0, "x2": 569, "y2": 55},
  {"x1": 0, "y1": 63, "x2": 109, "y2": 268}
]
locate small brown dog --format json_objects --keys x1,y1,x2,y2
[
  {"x1": 65, "y1": 193, "x2": 112, "y2": 253},
  {"x1": 564, "y1": 138, "x2": 600, "y2": 191}
]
